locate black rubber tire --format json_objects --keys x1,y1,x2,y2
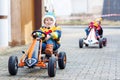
[
  {"x1": 85, "y1": 44, "x2": 89, "y2": 47},
  {"x1": 103, "y1": 37, "x2": 107, "y2": 46},
  {"x1": 58, "y1": 52, "x2": 67, "y2": 69},
  {"x1": 8, "y1": 56, "x2": 18, "y2": 75},
  {"x1": 48, "y1": 56, "x2": 56, "y2": 77},
  {"x1": 79, "y1": 39, "x2": 83, "y2": 48}
]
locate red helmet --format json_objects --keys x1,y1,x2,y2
[{"x1": 89, "y1": 22, "x2": 94, "y2": 28}]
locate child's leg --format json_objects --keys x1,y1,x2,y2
[
  {"x1": 45, "y1": 39, "x2": 54, "y2": 55},
  {"x1": 96, "y1": 30, "x2": 100, "y2": 39},
  {"x1": 98, "y1": 28, "x2": 103, "y2": 38},
  {"x1": 42, "y1": 39, "x2": 60, "y2": 54},
  {"x1": 42, "y1": 40, "x2": 60, "y2": 50},
  {"x1": 42, "y1": 42, "x2": 46, "y2": 51},
  {"x1": 100, "y1": 28, "x2": 103, "y2": 36},
  {"x1": 53, "y1": 41, "x2": 60, "y2": 51},
  {"x1": 85, "y1": 27, "x2": 90, "y2": 36}
]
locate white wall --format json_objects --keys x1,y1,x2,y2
[
  {"x1": 45, "y1": 0, "x2": 72, "y2": 16},
  {"x1": 52, "y1": 0, "x2": 72, "y2": 16},
  {"x1": 8, "y1": 0, "x2": 11, "y2": 43},
  {"x1": 88, "y1": 0, "x2": 103, "y2": 14},
  {"x1": 71, "y1": 0, "x2": 88, "y2": 14},
  {"x1": 71, "y1": 0, "x2": 104, "y2": 14},
  {"x1": 0, "y1": 0, "x2": 10, "y2": 47},
  {"x1": 44, "y1": 0, "x2": 104, "y2": 16}
]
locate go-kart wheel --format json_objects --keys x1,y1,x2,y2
[
  {"x1": 99, "y1": 38, "x2": 103, "y2": 48},
  {"x1": 58, "y1": 52, "x2": 67, "y2": 69},
  {"x1": 48, "y1": 56, "x2": 56, "y2": 77},
  {"x1": 8, "y1": 56, "x2": 18, "y2": 75},
  {"x1": 85, "y1": 44, "x2": 89, "y2": 47},
  {"x1": 79, "y1": 39, "x2": 83, "y2": 48},
  {"x1": 102, "y1": 37, "x2": 107, "y2": 46}
]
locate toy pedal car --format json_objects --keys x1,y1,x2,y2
[
  {"x1": 8, "y1": 30, "x2": 67, "y2": 77},
  {"x1": 79, "y1": 28, "x2": 107, "y2": 48}
]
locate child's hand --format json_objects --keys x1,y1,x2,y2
[
  {"x1": 88, "y1": 28, "x2": 91, "y2": 31},
  {"x1": 45, "y1": 34, "x2": 51, "y2": 40}
]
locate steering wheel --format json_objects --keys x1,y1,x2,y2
[{"x1": 32, "y1": 30, "x2": 46, "y2": 39}]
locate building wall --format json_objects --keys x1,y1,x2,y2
[
  {"x1": 21, "y1": 0, "x2": 34, "y2": 44},
  {"x1": 34, "y1": 0, "x2": 42, "y2": 30},
  {"x1": 71, "y1": 0, "x2": 103, "y2": 15},
  {"x1": 10, "y1": 0, "x2": 22, "y2": 46},
  {"x1": 0, "y1": 0, "x2": 9, "y2": 47},
  {"x1": 102, "y1": 0, "x2": 120, "y2": 21},
  {"x1": 10, "y1": 0, "x2": 35, "y2": 46},
  {"x1": 0, "y1": 0, "x2": 44, "y2": 47}
]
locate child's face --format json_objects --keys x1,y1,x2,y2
[
  {"x1": 44, "y1": 17, "x2": 54, "y2": 27},
  {"x1": 96, "y1": 21, "x2": 101, "y2": 25}
]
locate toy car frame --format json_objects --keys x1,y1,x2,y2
[
  {"x1": 8, "y1": 30, "x2": 67, "y2": 77},
  {"x1": 79, "y1": 28, "x2": 107, "y2": 48}
]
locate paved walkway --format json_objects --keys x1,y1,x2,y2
[{"x1": 0, "y1": 26, "x2": 120, "y2": 80}]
